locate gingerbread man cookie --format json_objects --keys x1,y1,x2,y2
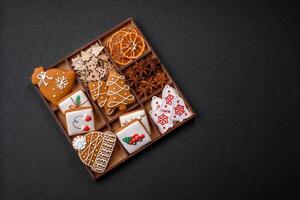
[{"x1": 32, "y1": 67, "x2": 75, "y2": 105}]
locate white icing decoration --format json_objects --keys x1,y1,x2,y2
[
  {"x1": 36, "y1": 71, "x2": 53, "y2": 87},
  {"x1": 72, "y1": 136, "x2": 87, "y2": 150},
  {"x1": 55, "y1": 76, "x2": 69, "y2": 90}
]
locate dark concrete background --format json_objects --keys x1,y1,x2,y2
[{"x1": 0, "y1": 0, "x2": 299, "y2": 199}]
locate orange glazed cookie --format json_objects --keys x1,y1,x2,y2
[{"x1": 32, "y1": 67, "x2": 75, "y2": 105}]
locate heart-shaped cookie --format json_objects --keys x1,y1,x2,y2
[
  {"x1": 32, "y1": 67, "x2": 75, "y2": 105},
  {"x1": 72, "y1": 131, "x2": 116, "y2": 173}
]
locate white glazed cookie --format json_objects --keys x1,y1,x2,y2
[
  {"x1": 65, "y1": 107, "x2": 95, "y2": 136},
  {"x1": 170, "y1": 96, "x2": 192, "y2": 122},
  {"x1": 149, "y1": 109, "x2": 173, "y2": 134},
  {"x1": 119, "y1": 109, "x2": 151, "y2": 134},
  {"x1": 161, "y1": 84, "x2": 178, "y2": 106},
  {"x1": 116, "y1": 120, "x2": 151, "y2": 154},
  {"x1": 58, "y1": 89, "x2": 91, "y2": 114},
  {"x1": 149, "y1": 85, "x2": 192, "y2": 134}
]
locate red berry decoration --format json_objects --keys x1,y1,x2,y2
[
  {"x1": 82, "y1": 125, "x2": 90, "y2": 131},
  {"x1": 84, "y1": 115, "x2": 92, "y2": 121},
  {"x1": 122, "y1": 133, "x2": 145, "y2": 145}
]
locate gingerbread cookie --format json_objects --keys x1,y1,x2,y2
[
  {"x1": 149, "y1": 109, "x2": 174, "y2": 134},
  {"x1": 72, "y1": 131, "x2": 116, "y2": 173},
  {"x1": 58, "y1": 89, "x2": 91, "y2": 114},
  {"x1": 119, "y1": 109, "x2": 151, "y2": 134},
  {"x1": 65, "y1": 107, "x2": 95, "y2": 136},
  {"x1": 106, "y1": 70, "x2": 135, "y2": 112},
  {"x1": 149, "y1": 85, "x2": 192, "y2": 134},
  {"x1": 88, "y1": 81, "x2": 107, "y2": 107},
  {"x1": 31, "y1": 67, "x2": 75, "y2": 105},
  {"x1": 116, "y1": 120, "x2": 151, "y2": 154}
]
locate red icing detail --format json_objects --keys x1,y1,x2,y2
[
  {"x1": 129, "y1": 133, "x2": 145, "y2": 145},
  {"x1": 158, "y1": 114, "x2": 168, "y2": 125},
  {"x1": 174, "y1": 104, "x2": 185, "y2": 116},
  {"x1": 165, "y1": 94, "x2": 174, "y2": 105},
  {"x1": 84, "y1": 115, "x2": 92, "y2": 121},
  {"x1": 82, "y1": 125, "x2": 90, "y2": 131}
]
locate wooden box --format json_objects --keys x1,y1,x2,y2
[{"x1": 32, "y1": 18, "x2": 196, "y2": 180}]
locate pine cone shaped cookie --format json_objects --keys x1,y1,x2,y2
[
  {"x1": 32, "y1": 67, "x2": 75, "y2": 105},
  {"x1": 72, "y1": 131, "x2": 116, "y2": 173}
]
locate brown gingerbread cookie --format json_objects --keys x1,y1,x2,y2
[
  {"x1": 106, "y1": 70, "x2": 135, "y2": 112},
  {"x1": 31, "y1": 67, "x2": 75, "y2": 105},
  {"x1": 72, "y1": 131, "x2": 116, "y2": 173},
  {"x1": 87, "y1": 81, "x2": 108, "y2": 107}
]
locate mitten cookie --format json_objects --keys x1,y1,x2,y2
[
  {"x1": 88, "y1": 81, "x2": 107, "y2": 107},
  {"x1": 162, "y1": 84, "x2": 178, "y2": 106},
  {"x1": 170, "y1": 96, "x2": 192, "y2": 122},
  {"x1": 31, "y1": 67, "x2": 75, "y2": 105},
  {"x1": 106, "y1": 70, "x2": 135, "y2": 113},
  {"x1": 151, "y1": 96, "x2": 172, "y2": 117},
  {"x1": 72, "y1": 131, "x2": 116, "y2": 173},
  {"x1": 149, "y1": 109, "x2": 173, "y2": 134}
]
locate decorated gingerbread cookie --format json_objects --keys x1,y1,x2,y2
[
  {"x1": 88, "y1": 81, "x2": 107, "y2": 107},
  {"x1": 58, "y1": 89, "x2": 91, "y2": 114},
  {"x1": 116, "y1": 120, "x2": 151, "y2": 154},
  {"x1": 162, "y1": 84, "x2": 178, "y2": 106},
  {"x1": 65, "y1": 107, "x2": 95, "y2": 136},
  {"x1": 149, "y1": 85, "x2": 192, "y2": 134},
  {"x1": 119, "y1": 109, "x2": 151, "y2": 134},
  {"x1": 106, "y1": 70, "x2": 135, "y2": 113},
  {"x1": 31, "y1": 67, "x2": 75, "y2": 105},
  {"x1": 151, "y1": 96, "x2": 172, "y2": 117},
  {"x1": 72, "y1": 131, "x2": 116, "y2": 173},
  {"x1": 170, "y1": 96, "x2": 192, "y2": 122},
  {"x1": 149, "y1": 109, "x2": 174, "y2": 134}
]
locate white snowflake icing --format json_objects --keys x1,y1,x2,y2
[
  {"x1": 72, "y1": 136, "x2": 86, "y2": 150},
  {"x1": 55, "y1": 76, "x2": 69, "y2": 90}
]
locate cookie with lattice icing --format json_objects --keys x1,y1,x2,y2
[
  {"x1": 72, "y1": 131, "x2": 116, "y2": 173},
  {"x1": 31, "y1": 67, "x2": 75, "y2": 105},
  {"x1": 88, "y1": 81, "x2": 107, "y2": 108}
]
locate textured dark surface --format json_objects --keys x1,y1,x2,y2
[{"x1": 0, "y1": 0, "x2": 299, "y2": 199}]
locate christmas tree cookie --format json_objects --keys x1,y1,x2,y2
[
  {"x1": 116, "y1": 120, "x2": 151, "y2": 154},
  {"x1": 106, "y1": 70, "x2": 135, "y2": 113},
  {"x1": 72, "y1": 131, "x2": 116, "y2": 173},
  {"x1": 88, "y1": 81, "x2": 108, "y2": 108},
  {"x1": 31, "y1": 67, "x2": 75, "y2": 105}
]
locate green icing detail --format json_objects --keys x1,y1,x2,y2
[{"x1": 75, "y1": 95, "x2": 81, "y2": 105}]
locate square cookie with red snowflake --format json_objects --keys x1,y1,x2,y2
[
  {"x1": 116, "y1": 120, "x2": 151, "y2": 154},
  {"x1": 65, "y1": 107, "x2": 95, "y2": 136}
]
